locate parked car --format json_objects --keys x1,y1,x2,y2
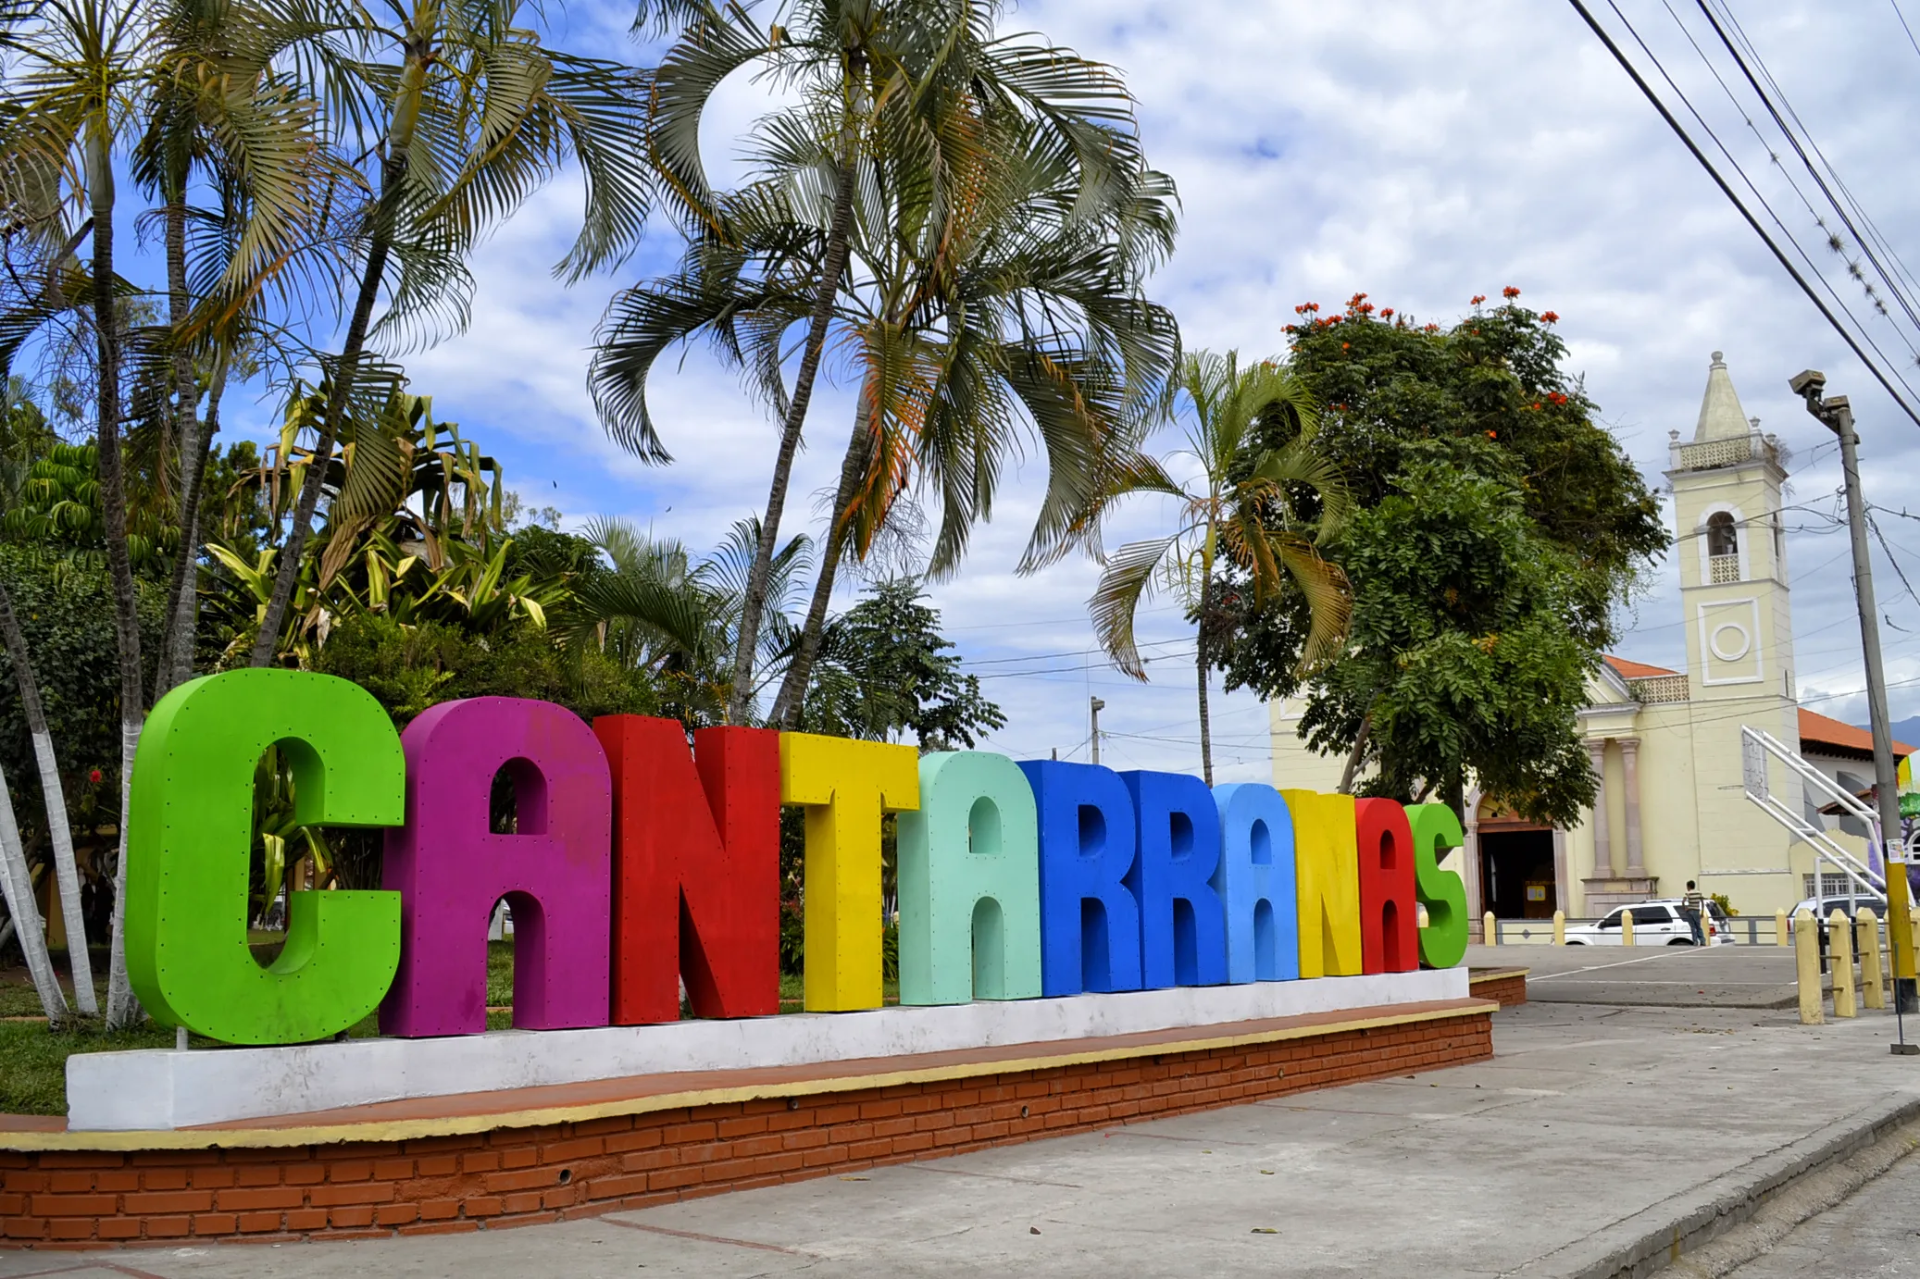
[
  {"x1": 1563, "y1": 899, "x2": 1733, "y2": 946},
  {"x1": 1790, "y1": 892, "x2": 1886, "y2": 921}
]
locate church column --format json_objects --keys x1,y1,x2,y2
[
  {"x1": 1463, "y1": 786, "x2": 1484, "y2": 927},
  {"x1": 1621, "y1": 737, "x2": 1646, "y2": 879},
  {"x1": 1588, "y1": 740, "x2": 1616, "y2": 877},
  {"x1": 1551, "y1": 828, "x2": 1571, "y2": 914}
]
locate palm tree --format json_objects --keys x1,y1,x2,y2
[
  {"x1": 135, "y1": 0, "x2": 319, "y2": 698},
  {"x1": 247, "y1": 0, "x2": 652, "y2": 667},
  {"x1": 570, "y1": 515, "x2": 811, "y2": 723},
  {"x1": 1087, "y1": 351, "x2": 1352, "y2": 785},
  {"x1": 0, "y1": 0, "x2": 164, "y2": 1025},
  {"x1": 0, "y1": 0, "x2": 330, "y2": 1024},
  {"x1": 765, "y1": 131, "x2": 1179, "y2": 727},
  {"x1": 0, "y1": 383, "x2": 91, "y2": 1013},
  {"x1": 0, "y1": 576, "x2": 92, "y2": 1015},
  {"x1": 0, "y1": 750, "x2": 67, "y2": 1023},
  {"x1": 597, "y1": 0, "x2": 1169, "y2": 726}
]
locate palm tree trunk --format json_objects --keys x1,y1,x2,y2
[
  {"x1": 0, "y1": 763, "x2": 67, "y2": 1025},
  {"x1": 769, "y1": 396, "x2": 874, "y2": 729},
  {"x1": 0, "y1": 578, "x2": 94, "y2": 1014},
  {"x1": 85, "y1": 132, "x2": 145, "y2": 1030},
  {"x1": 249, "y1": 146, "x2": 408, "y2": 667},
  {"x1": 1337, "y1": 710, "x2": 1373, "y2": 795},
  {"x1": 153, "y1": 198, "x2": 203, "y2": 702},
  {"x1": 1196, "y1": 630, "x2": 1213, "y2": 786},
  {"x1": 726, "y1": 75, "x2": 864, "y2": 724},
  {"x1": 161, "y1": 362, "x2": 225, "y2": 694}
]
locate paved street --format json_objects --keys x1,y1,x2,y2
[
  {"x1": 8, "y1": 996, "x2": 1919, "y2": 1278},
  {"x1": 1469, "y1": 942, "x2": 1806, "y2": 1008},
  {"x1": 1726, "y1": 1143, "x2": 1920, "y2": 1277}
]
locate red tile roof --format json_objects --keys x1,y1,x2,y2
[
  {"x1": 1603, "y1": 655, "x2": 1679, "y2": 680},
  {"x1": 1798, "y1": 708, "x2": 1914, "y2": 759}
]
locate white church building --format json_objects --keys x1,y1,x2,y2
[{"x1": 1268, "y1": 352, "x2": 1911, "y2": 923}]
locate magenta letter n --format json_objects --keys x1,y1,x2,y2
[{"x1": 380, "y1": 697, "x2": 613, "y2": 1036}]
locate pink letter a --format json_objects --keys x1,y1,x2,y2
[{"x1": 381, "y1": 698, "x2": 612, "y2": 1037}]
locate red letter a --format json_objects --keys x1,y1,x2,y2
[
  {"x1": 1355, "y1": 797, "x2": 1419, "y2": 974},
  {"x1": 595, "y1": 716, "x2": 781, "y2": 1023}
]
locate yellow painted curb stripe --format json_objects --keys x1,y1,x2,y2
[
  {"x1": 1469, "y1": 969, "x2": 1530, "y2": 983},
  {"x1": 2, "y1": 1000, "x2": 1495, "y2": 1153}
]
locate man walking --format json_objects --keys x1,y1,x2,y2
[{"x1": 1682, "y1": 881, "x2": 1707, "y2": 946}]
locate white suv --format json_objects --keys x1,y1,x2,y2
[{"x1": 1564, "y1": 900, "x2": 1731, "y2": 946}]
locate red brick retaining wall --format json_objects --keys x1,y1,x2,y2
[
  {"x1": 1468, "y1": 969, "x2": 1528, "y2": 1007},
  {"x1": 1, "y1": 1007, "x2": 1491, "y2": 1249}
]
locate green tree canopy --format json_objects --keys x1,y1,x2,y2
[
  {"x1": 803, "y1": 579, "x2": 1005, "y2": 750},
  {"x1": 1269, "y1": 291, "x2": 1666, "y2": 641},
  {"x1": 1216, "y1": 293, "x2": 1669, "y2": 823},
  {"x1": 1290, "y1": 458, "x2": 1601, "y2": 825},
  {"x1": 0, "y1": 545, "x2": 163, "y2": 853}
]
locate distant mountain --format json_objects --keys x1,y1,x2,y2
[{"x1": 1885, "y1": 716, "x2": 1920, "y2": 747}]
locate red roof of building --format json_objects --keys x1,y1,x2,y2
[
  {"x1": 1798, "y1": 708, "x2": 1914, "y2": 760},
  {"x1": 1603, "y1": 655, "x2": 1679, "y2": 680}
]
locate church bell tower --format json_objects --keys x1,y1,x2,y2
[
  {"x1": 1666, "y1": 352, "x2": 1794, "y2": 701},
  {"x1": 1661, "y1": 351, "x2": 1803, "y2": 899}
]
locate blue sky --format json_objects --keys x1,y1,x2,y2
[{"x1": 132, "y1": 0, "x2": 1920, "y2": 776}]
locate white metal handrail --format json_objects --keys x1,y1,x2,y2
[{"x1": 1740, "y1": 726, "x2": 1885, "y2": 898}]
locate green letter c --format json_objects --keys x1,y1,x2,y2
[{"x1": 127, "y1": 669, "x2": 404, "y2": 1044}]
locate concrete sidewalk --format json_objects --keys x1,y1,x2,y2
[
  {"x1": 8, "y1": 999, "x2": 1920, "y2": 1278},
  {"x1": 1465, "y1": 942, "x2": 1806, "y2": 1008}
]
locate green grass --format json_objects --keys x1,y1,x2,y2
[{"x1": 0, "y1": 1022, "x2": 181, "y2": 1114}]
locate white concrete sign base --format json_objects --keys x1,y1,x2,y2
[{"x1": 68, "y1": 967, "x2": 1470, "y2": 1131}]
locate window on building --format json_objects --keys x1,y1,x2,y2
[
  {"x1": 1706, "y1": 511, "x2": 1738, "y2": 557},
  {"x1": 1804, "y1": 873, "x2": 1873, "y2": 898}
]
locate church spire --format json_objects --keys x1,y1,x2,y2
[{"x1": 1694, "y1": 350, "x2": 1752, "y2": 442}]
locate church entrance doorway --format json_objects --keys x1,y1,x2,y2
[{"x1": 1479, "y1": 828, "x2": 1558, "y2": 919}]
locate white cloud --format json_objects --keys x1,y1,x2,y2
[{"x1": 329, "y1": 0, "x2": 1920, "y2": 777}]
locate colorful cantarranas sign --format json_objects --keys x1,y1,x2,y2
[{"x1": 126, "y1": 671, "x2": 1470, "y2": 1047}]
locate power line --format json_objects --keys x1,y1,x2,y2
[
  {"x1": 1895, "y1": 0, "x2": 1920, "y2": 62},
  {"x1": 1633, "y1": 0, "x2": 1920, "y2": 372},
  {"x1": 1567, "y1": 0, "x2": 1920, "y2": 427},
  {"x1": 1711, "y1": 1, "x2": 1920, "y2": 320},
  {"x1": 1695, "y1": 0, "x2": 1920, "y2": 350}
]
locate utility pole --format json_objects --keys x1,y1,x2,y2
[
  {"x1": 1089, "y1": 697, "x2": 1105, "y2": 767},
  {"x1": 1792, "y1": 369, "x2": 1919, "y2": 1033}
]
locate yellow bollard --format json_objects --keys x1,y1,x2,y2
[
  {"x1": 1483, "y1": 911, "x2": 1498, "y2": 946},
  {"x1": 1795, "y1": 911, "x2": 1824, "y2": 1024},
  {"x1": 1776, "y1": 908, "x2": 1790, "y2": 947},
  {"x1": 1553, "y1": 909, "x2": 1566, "y2": 945},
  {"x1": 1622, "y1": 910, "x2": 1635, "y2": 948},
  {"x1": 1829, "y1": 910, "x2": 1857, "y2": 1017},
  {"x1": 1859, "y1": 908, "x2": 1886, "y2": 1010}
]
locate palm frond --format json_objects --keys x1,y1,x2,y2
[{"x1": 1090, "y1": 532, "x2": 1180, "y2": 679}]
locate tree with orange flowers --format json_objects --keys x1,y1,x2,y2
[{"x1": 1214, "y1": 293, "x2": 1668, "y2": 825}]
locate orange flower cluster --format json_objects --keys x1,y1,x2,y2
[
  {"x1": 1541, "y1": 311, "x2": 1559, "y2": 323},
  {"x1": 1502, "y1": 286, "x2": 1521, "y2": 299},
  {"x1": 1470, "y1": 294, "x2": 1486, "y2": 306}
]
